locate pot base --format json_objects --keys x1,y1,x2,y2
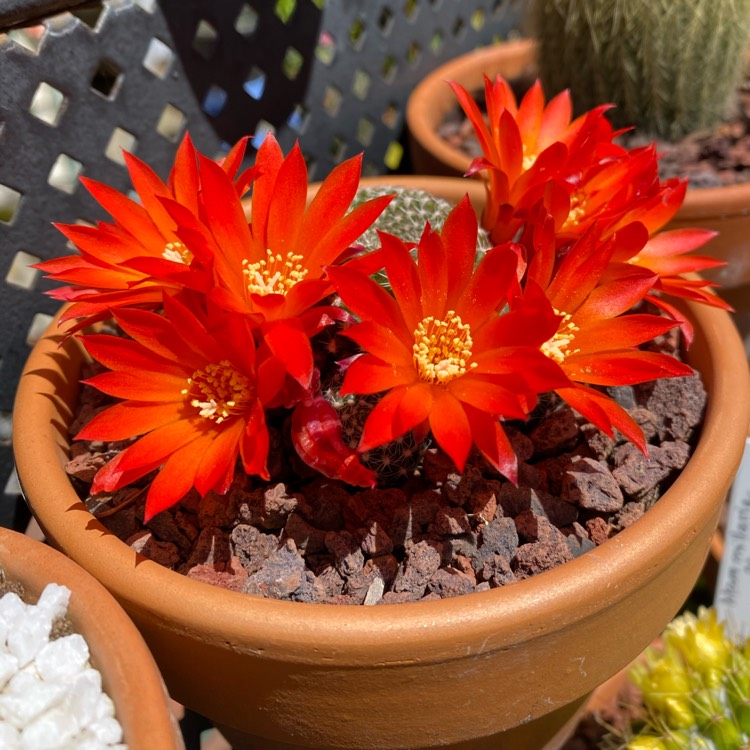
[{"x1": 214, "y1": 693, "x2": 589, "y2": 750}]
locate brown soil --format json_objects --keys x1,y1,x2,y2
[
  {"x1": 62, "y1": 326, "x2": 706, "y2": 607},
  {"x1": 438, "y1": 85, "x2": 750, "y2": 187}
]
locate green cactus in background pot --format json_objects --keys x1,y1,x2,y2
[
  {"x1": 530, "y1": 0, "x2": 750, "y2": 141},
  {"x1": 604, "y1": 607, "x2": 750, "y2": 750}
]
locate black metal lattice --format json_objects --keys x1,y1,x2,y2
[{"x1": 0, "y1": 0, "x2": 528, "y2": 529}]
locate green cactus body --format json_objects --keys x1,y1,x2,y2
[
  {"x1": 606, "y1": 607, "x2": 750, "y2": 749},
  {"x1": 351, "y1": 186, "x2": 491, "y2": 290},
  {"x1": 530, "y1": 0, "x2": 750, "y2": 141}
]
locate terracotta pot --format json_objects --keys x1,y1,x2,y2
[
  {"x1": 13, "y1": 176, "x2": 750, "y2": 750},
  {"x1": 406, "y1": 39, "x2": 750, "y2": 289},
  {"x1": 0, "y1": 527, "x2": 183, "y2": 749}
]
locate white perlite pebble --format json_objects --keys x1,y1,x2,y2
[{"x1": 0, "y1": 584, "x2": 127, "y2": 749}]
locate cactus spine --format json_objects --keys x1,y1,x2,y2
[{"x1": 530, "y1": 0, "x2": 750, "y2": 141}]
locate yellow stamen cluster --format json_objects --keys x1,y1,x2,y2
[
  {"x1": 162, "y1": 241, "x2": 193, "y2": 265},
  {"x1": 541, "y1": 310, "x2": 580, "y2": 364},
  {"x1": 243, "y1": 249, "x2": 308, "y2": 296},
  {"x1": 182, "y1": 360, "x2": 254, "y2": 423},
  {"x1": 413, "y1": 311, "x2": 476, "y2": 385},
  {"x1": 562, "y1": 191, "x2": 587, "y2": 229}
]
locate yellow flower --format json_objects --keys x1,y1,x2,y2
[{"x1": 665, "y1": 607, "x2": 731, "y2": 688}]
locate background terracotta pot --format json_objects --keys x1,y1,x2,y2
[
  {"x1": 406, "y1": 39, "x2": 750, "y2": 290},
  {"x1": 13, "y1": 176, "x2": 750, "y2": 750},
  {"x1": 0, "y1": 527, "x2": 183, "y2": 749}
]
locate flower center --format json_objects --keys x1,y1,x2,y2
[
  {"x1": 162, "y1": 241, "x2": 193, "y2": 265},
  {"x1": 182, "y1": 360, "x2": 254, "y2": 423},
  {"x1": 541, "y1": 310, "x2": 580, "y2": 364},
  {"x1": 413, "y1": 311, "x2": 476, "y2": 384},
  {"x1": 562, "y1": 191, "x2": 587, "y2": 230},
  {"x1": 243, "y1": 249, "x2": 308, "y2": 296}
]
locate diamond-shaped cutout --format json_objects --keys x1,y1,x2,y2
[
  {"x1": 430, "y1": 30, "x2": 444, "y2": 54},
  {"x1": 351, "y1": 69, "x2": 371, "y2": 100},
  {"x1": 251, "y1": 120, "x2": 276, "y2": 150},
  {"x1": 357, "y1": 117, "x2": 375, "y2": 147},
  {"x1": 0, "y1": 184, "x2": 22, "y2": 224},
  {"x1": 26, "y1": 312, "x2": 54, "y2": 347},
  {"x1": 105, "y1": 128, "x2": 138, "y2": 165},
  {"x1": 203, "y1": 85, "x2": 228, "y2": 117},
  {"x1": 282, "y1": 47, "x2": 304, "y2": 80},
  {"x1": 275, "y1": 0, "x2": 297, "y2": 23},
  {"x1": 315, "y1": 31, "x2": 336, "y2": 65},
  {"x1": 235, "y1": 4, "x2": 259, "y2": 35},
  {"x1": 91, "y1": 59, "x2": 123, "y2": 99},
  {"x1": 244, "y1": 66, "x2": 267, "y2": 100},
  {"x1": 329, "y1": 135, "x2": 346, "y2": 163},
  {"x1": 5, "y1": 250, "x2": 40, "y2": 290},
  {"x1": 404, "y1": 0, "x2": 419, "y2": 20},
  {"x1": 193, "y1": 19, "x2": 218, "y2": 60},
  {"x1": 381, "y1": 55, "x2": 397, "y2": 82},
  {"x1": 471, "y1": 8, "x2": 486, "y2": 30},
  {"x1": 382, "y1": 103, "x2": 399, "y2": 129},
  {"x1": 29, "y1": 82, "x2": 65, "y2": 126},
  {"x1": 348, "y1": 18, "x2": 365, "y2": 50},
  {"x1": 452, "y1": 17, "x2": 466, "y2": 37},
  {"x1": 48, "y1": 154, "x2": 83, "y2": 194},
  {"x1": 407, "y1": 41, "x2": 421, "y2": 66},
  {"x1": 143, "y1": 37, "x2": 174, "y2": 78},
  {"x1": 384, "y1": 141, "x2": 404, "y2": 171},
  {"x1": 8, "y1": 26, "x2": 44, "y2": 54},
  {"x1": 322, "y1": 85, "x2": 343, "y2": 117},
  {"x1": 156, "y1": 103, "x2": 186, "y2": 142},
  {"x1": 378, "y1": 7, "x2": 394, "y2": 34},
  {"x1": 287, "y1": 104, "x2": 308, "y2": 133},
  {"x1": 0, "y1": 412, "x2": 12, "y2": 448},
  {"x1": 72, "y1": 5, "x2": 104, "y2": 28}
]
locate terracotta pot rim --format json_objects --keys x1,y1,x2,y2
[
  {"x1": 405, "y1": 37, "x2": 750, "y2": 216},
  {"x1": 13, "y1": 176, "x2": 749, "y2": 664},
  {"x1": 0, "y1": 527, "x2": 182, "y2": 749}
]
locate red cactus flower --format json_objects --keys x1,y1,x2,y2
[
  {"x1": 198, "y1": 134, "x2": 393, "y2": 323},
  {"x1": 450, "y1": 75, "x2": 577, "y2": 181},
  {"x1": 161, "y1": 133, "x2": 393, "y2": 392},
  {"x1": 76, "y1": 296, "x2": 289, "y2": 520},
  {"x1": 603, "y1": 182, "x2": 731, "y2": 344},
  {"x1": 451, "y1": 74, "x2": 623, "y2": 244},
  {"x1": 525, "y1": 217, "x2": 695, "y2": 450},
  {"x1": 326, "y1": 196, "x2": 567, "y2": 481},
  {"x1": 35, "y1": 134, "x2": 254, "y2": 328}
]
